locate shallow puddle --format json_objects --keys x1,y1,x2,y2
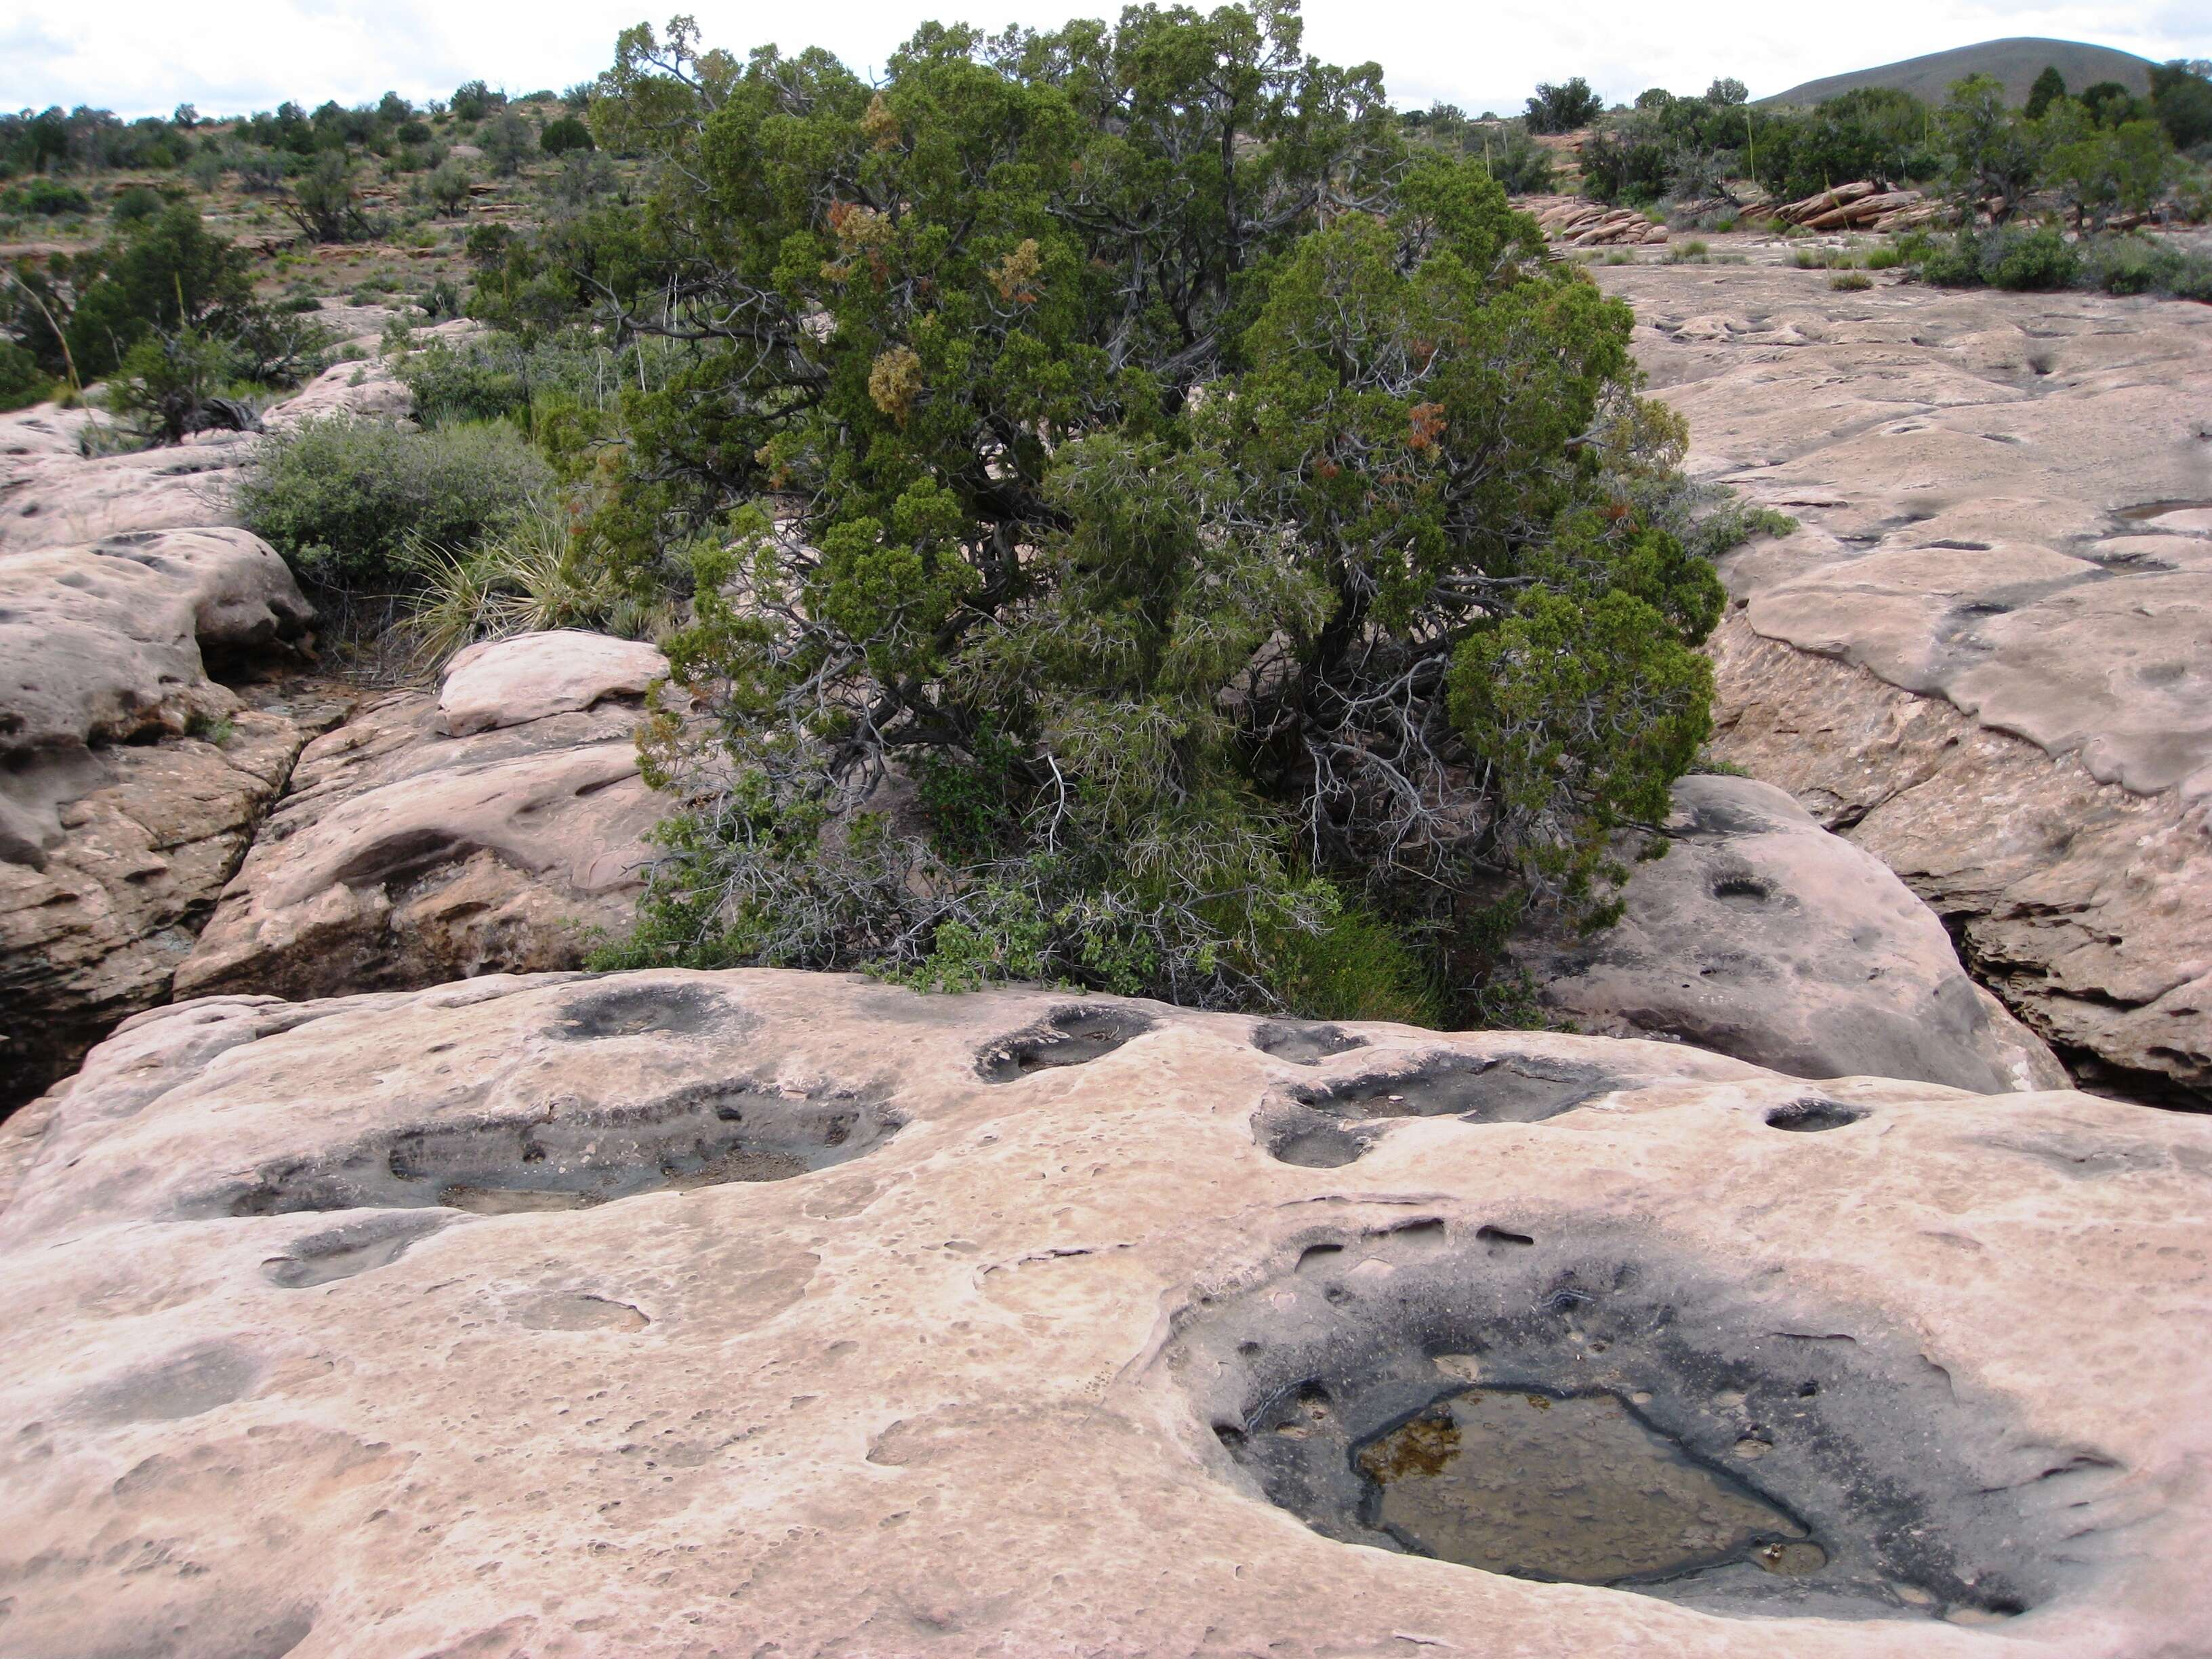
[{"x1": 1354, "y1": 1387, "x2": 1821, "y2": 1585}]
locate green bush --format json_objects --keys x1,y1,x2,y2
[
  {"x1": 106, "y1": 327, "x2": 241, "y2": 443},
  {"x1": 109, "y1": 184, "x2": 165, "y2": 223},
  {"x1": 236, "y1": 415, "x2": 552, "y2": 589},
  {"x1": 2074, "y1": 234, "x2": 2212, "y2": 300},
  {"x1": 1990, "y1": 225, "x2": 2081, "y2": 289},
  {"x1": 0, "y1": 340, "x2": 54, "y2": 411},
  {"x1": 3, "y1": 177, "x2": 89, "y2": 216},
  {"x1": 1830, "y1": 270, "x2": 1872, "y2": 290},
  {"x1": 540, "y1": 117, "x2": 595, "y2": 157},
  {"x1": 577, "y1": 9, "x2": 1736, "y2": 1019}
]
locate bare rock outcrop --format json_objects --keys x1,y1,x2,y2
[
  {"x1": 1597, "y1": 262, "x2": 2212, "y2": 1103},
  {"x1": 1, "y1": 969, "x2": 2206, "y2": 1655},
  {"x1": 174, "y1": 631, "x2": 666, "y2": 1001},
  {"x1": 0, "y1": 528, "x2": 327, "y2": 1107},
  {"x1": 1514, "y1": 774, "x2": 2067, "y2": 1094}
]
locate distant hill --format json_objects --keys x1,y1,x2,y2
[{"x1": 1761, "y1": 37, "x2": 2158, "y2": 108}]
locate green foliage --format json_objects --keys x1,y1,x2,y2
[
  {"x1": 1940, "y1": 74, "x2": 2048, "y2": 222},
  {"x1": 108, "y1": 184, "x2": 167, "y2": 223},
  {"x1": 2074, "y1": 234, "x2": 2212, "y2": 300},
  {"x1": 105, "y1": 326, "x2": 242, "y2": 443},
  {"x1": 2149, "y1": 60, "x2": 2212, "y2": 150},
  {"x1": 283, "y1": 151, "x2": 371, "y2": 243},
  {"x1": 569, "y1": 7, "x2": 1736, "y2": 1021},
  {"x1": 2024, "y1": 66, "x2": 2068, "y2": 121},
  {"x1": 62, "y1": 204, "x2": 255, "y2": 379},
  {"x1": 0, "y1": 340, "x2": 54, "y2": 411},
  {"x1": 480, "y1": 112, "x2": 537, "y2": 176},
  {"x1": 1525, "y1": 78, "x2": 1604, "y2": 134},
  {"x1": 2043, "y1": 119, "x2": 2174, "y2": 228},
  {"x1": 236, "y1": 415, "x2": 552, "y2": 589},
  {"x1": 541, "y1": 116, "x2": 595, "y2": 156},
  {"x1": 449, "y1": 81, "x2": 502, "y2": 123},
  {"x1": 1, "y1": 178, "x2": 89, "y2": 216},
  {"x1": 1903, "y1": 224, "x2": 2079, "y2": 290},
  {"x1": 426, "y1": 161, "x2": 474, "y2": 216},
  {"x1": 402, "y1": 508, "x2": 657, "y2": 661},
  {"x1": 1830, "y1": 270, "x2": 1872, "y2": 291}
]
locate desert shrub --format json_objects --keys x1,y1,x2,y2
[
  {"x1": 3, "y1": 177, "x2": 89, "y2": 216},
  {"x1": 426, "y1": 161, "x2": 473, "y2": 216},
  {"x1": 108, "y1": 184, "x2": 165, "y2": 223},
  {"x1": 480, "y1": 112, "x2": 537, "y2": 176},
  {"x1": 1864, "y1": 244, "x2": 1902, "y2": 269},
  {"x1": 105, "y1": 327, "x2": 243, "y2": 442},
  {"x1": 449, "y1": 81, "x2": 501, "y2": 123},
  {"x1": 565, "y1": 9, "x2": 1737, "y2": 1019},
  {"x1": 2074, "y1": 235, "x2": 2212, "y2": 299},
  {"x1": 1525, "y1": 77, "x2": 1604, "y2": 134},
  {"x1": 403, "y1": 508, "x2": 655, "y2": 661},
  {"x1": 1830, "y1": 270, "x2": 1872, "y2": 290},
  {"x1": 0, "y1": 340, "x2": 53, "y2": 411},
  {"x1": 540, "y1": 117, "x2": 594, "y2": 156},
  {"x1": 1989, "y1": 225, "x2": 2080, "y2": 289},
  {"x1": 1477, "y1": 127, "x2": 1554, "y2": 194},
  {"x1": 237, "y1": 415, "x2": 551, "y2": 589},
  {"x1": 63, "y1": 204, "x2": 255, "y2": 378}
]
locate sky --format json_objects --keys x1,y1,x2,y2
[{"x1": 5, "y1": 0, "x2": 2209, "y2": 122}]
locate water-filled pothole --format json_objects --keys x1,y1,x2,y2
[
  {"x1": 1765, "y1": 1098, "x2": 1865, "y2": 1133},
  {"x1": 1252, "y1": 1021, "x2": 1370, "y2": 1065},
  {"x1": 1184, "y1": 1218, "x2": 2100, "y2": 1618},
  {"x1": 199, "y1": 1080, "x2": 899, "y2": 1218},
  {"x1": 977, "y1": 1006, "x2": 1153, "y2": 1082},
  {"x1": 1355, "y1": 1387, "x2": 1821, "y2": 1585}
]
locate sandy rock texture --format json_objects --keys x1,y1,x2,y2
[
  {"x1": 1597, "y1": 263, "x2": 2212, "y2": 1102},
  {"x1": 0, "y1": 407, "x2": 255, "y2": 553},
  {"x1": 0, "y1": 527, "x2": 327, "y2": 1107},
  {"x1": 1, "y1": 968, "x2": 2206, "y2": 1657},
  {"x1": 0, "y1": 316, "x2": 469, "y2": 553},
  {"x1": 175, "y1": 632, "x2": 666, "y2": 1002},
  {"x1": 1515, "y1": 775, "x2": 2066, "y2": 1094}
]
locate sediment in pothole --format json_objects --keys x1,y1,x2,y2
[
  {"x1": 1, "y1": 968, "x2": 2207, "y2": 1658},
  {"x1": 1183, "y1": 1218, "x2": 2079, "y2": 1620}
]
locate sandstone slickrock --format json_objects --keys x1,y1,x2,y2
[
  {"x1": 0, "y1": 527, "x2": 327, "y2": 1107},
  {"x1": 0, "y1": 407, "x2": 255, "y2": 554},
  {"x1": 1514, "y1": 774, "x2": 2067, "y2": 1094},
  {"x1": 1, "y1": 969, "x2": 2206, "y2": 1655},
  {"x1": 175, "y1": 632, "x2": 668, "y2": 1002},
  {"x1": 0, "y1": 316, "x2": 461, "y2": 554},
  {"x1": 1595, "y1": 262, "x2": 2212, "y2": 1103}
]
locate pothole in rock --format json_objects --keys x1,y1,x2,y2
[
  {"x1": 1765, "y1": 1098, "x2": 1866, "y2": 1133},
  {"x1": 200, "y1": 1080, "x2": 900, "y2": 1218},
  {"x1": 1252, "y1": 1021, "x2": 1370, "y2": 1065},
  {"x1": 549, "y1": 982, "x2": 750, "y2": 1041},
  {"x1": 262, "y1": 1212, "x2": 453, "y2": 1287},
  {"x1": 1254, "y1": 1052, "x2": 1623, "y2": 1167},
  {"x1": 977, "y1": 1005, "x2": 1153, "y2": 1082},
  {"x1": 1184, "y1": 1219, "x2": 2097, "y2": 1620}
]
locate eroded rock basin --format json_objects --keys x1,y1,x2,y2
[
  {"x1": 1193, "y1": 1222, "x2": 2073, "y2": 1621},
  {"x1": 1, "y1": 970, "x2": 2207, "y2": 1658}
]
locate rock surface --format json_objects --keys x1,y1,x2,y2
[
  {"x1": 1, "y1": 969, "x2": 2207, "y2": 1656},
  {"x1": 175, "y1": 633, "x2": 667, "y2": 1002},
  {"x1": 0, "y1": 528, "x2": 326, "y2": 1107},
  {"x1": 1597, "y1": 262, "x2": 2212, "y2": 1102},
  {"x1": 1515, "y1": 774, "x2": 2066, "y2": 1094}
]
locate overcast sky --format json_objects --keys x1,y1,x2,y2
[{"x1": 6, "y1": 0, "x2": 2209, "y2": 121}]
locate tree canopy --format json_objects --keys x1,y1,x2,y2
[{"x1": 527, "y1": 5, "x2": 1744, "y2": 1017}]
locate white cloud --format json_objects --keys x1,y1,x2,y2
[{"x1": 2, "y1": 0, "x2": 2206, "y2": 119}]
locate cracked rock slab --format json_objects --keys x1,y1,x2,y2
[
  {"x1": 1, "y1": 970, "x2": 2208, "y2": 1655},
  {"x1": 1595, "y1": 263, "x2": 2212, "y2": 1103},
  {"x1": 1513, "y1": 775, "x2": 2066, "y2": 1094},
  {"x1": 175, "y1": 633, "x2": 666, "y2": 1002}
]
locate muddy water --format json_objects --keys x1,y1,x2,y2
[{"x1": 1355, "y1": 1387, "x2": 1823, "y2": 1585}]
